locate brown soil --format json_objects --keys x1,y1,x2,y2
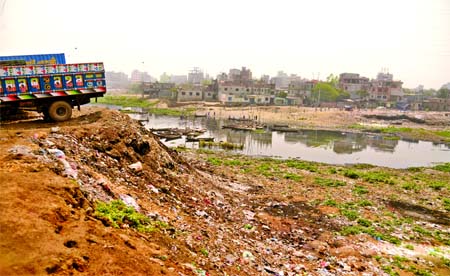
[{"x1": 0, "y1": 107, "x2": 449, "y2": 276}]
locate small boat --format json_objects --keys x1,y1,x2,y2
[
  {"x1": 194, "y1": 113, "x2": 207, "y2": 118},
  {"x1": 186, "y1": 136, "x2": 214, "y2": 142}
]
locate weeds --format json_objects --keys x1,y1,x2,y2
[
  {"x1": 283, "y1": 173, "x2": 303, "y2": 181},
  {"x1": 314, "y1": 177, "x2": 346, "y2": 187},
  {"x1": 285, "y1": 160, "x2": 318, "y2": 172},
  {"x1": 94, "y1": 200, "x2": 166, "y2": 233},
  {"x1": 353, "y1": 185, "x2": 369, "y2": 195},
  {"x1": 433, "y1": 163, "x2": 450, "y2": 173}
]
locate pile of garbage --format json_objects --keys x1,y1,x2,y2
[{"x1": 22, "y1": 109, "x2": 447, "y2": 275}]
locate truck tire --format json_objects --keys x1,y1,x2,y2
[{"x1": 48, "y1": 101, "x2": 72, "y2": 122}]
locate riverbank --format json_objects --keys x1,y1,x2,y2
[
  {"x1": 1, "y1": 107, "x2": 449, "y2": 275},
  {"x1": 198, "y1": 105, "x2": 450, "y2": 144},
  {"x1": 95, "y1": 95, "x2": 450, "y2": 144}
]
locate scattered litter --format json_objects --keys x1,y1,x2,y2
[
  {"x1": 120, "y1": 194, "x2": 140, "y2": 211},
  {"x1": 128, "y1": 161, "x2": 143, "y2": 172}
]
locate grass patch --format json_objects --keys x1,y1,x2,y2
[
  {"x1": 435, "y1": 130, "x2": 450, "y2": 138},
  {"x1": 433, "y1": 163, "x2": 450, "y2": 173},
  {"x1": 443, "y1": 198, "x2": 450, "y2": 211},
  {"x1": 342, "y1": 169, "x2": 360, "y2": 179},
  {"x1": 362, "y1": 171, "x2": 396, "y2": 185},
  {"x1": 97, "y1": 95, "x2": 158, "y2": 108},
  {"x1": 323, "y1": 199, "x2": 338, "y2": 207},
  {"x1": 357, "y1": 199, "x2": 373, "y2": 206},
  {"x1": 207, "y1": 157, "x2": 222, "y2": 166},
  {"x1": 283, "y1": 173, "x2": 303, "y2": 181},
  {"x1": 353, "y1": 185, "x2": 369, "y2": 195},
  {"x1": 314, "y1": 177, "x2": 346, "y2": 187},
  {"x1": 401, "y1": 182, "x2": 420, "y2": 192},
  {"x1": 384, "y1": 136, "x2": 401, "y2": 140},
  {"x1": 341, "y1": 209, "x2": 359, "y2": 221},
  {"x1": 95, "y1": 200, "x2": 166, "y2": 233},
  {"x1": 223, "y1": 159, "x2": 244, "y2": 166},
  {"x1": 378, "y1": 126, "x2": 413, "y2": 133},
  {"x1": 340, "y1": 225, "x2": 401, "y2": 245},
  {"x1": 428, "y1": 181, "x2": 448, "y2": 191},
  {"x1": 285, "y1": 160, "x2": 318, "y2": 172}
]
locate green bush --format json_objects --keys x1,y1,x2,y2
[{"x1": 95, "y1": 200, "x2": 165, "y2": 233}]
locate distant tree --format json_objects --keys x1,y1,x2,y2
[
  {"x1": 437, "y1": 88, "x2": 450, "y2": 99},
  {"x1": 160, "y1": 72, "x2": 170, "y2": 83},
  {"x1": 423, "y1": 89, "x2": 437, "y2": 97},
  {"x1": 326, "y1": 74, "x2": 339, "y2": 87},
  {"x1": 312, "y1": 82, "x2": 340, "y2": 103}
]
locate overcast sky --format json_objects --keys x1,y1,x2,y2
[{"x1": 1, "y1": 0, "x2": 449, "y2": 88}]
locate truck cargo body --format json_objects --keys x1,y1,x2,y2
[
  {"x1": 0, "y1": 53, "x2": 66, "y2": 65},
  {"x1": 0, "y1": 61, "x2": 106, "y2": 121}
]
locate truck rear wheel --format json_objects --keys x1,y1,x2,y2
[{"x1": 48, "y1": 101, "x2": 72, "y2": 122}]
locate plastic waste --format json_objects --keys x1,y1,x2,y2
[
  {"x1": 120, "y1": 194, "x2": 140, "y2": 211},
  {"x1": 128, "y1": 161, "x2": 143, "y2": 171}
]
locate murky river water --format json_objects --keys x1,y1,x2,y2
[{"x1": 127, "y1": 113, "x2": 450, "y2": 169}]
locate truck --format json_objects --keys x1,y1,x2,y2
[{"x1": 0, "y1": 53, "x2": 106, "y2": 122}]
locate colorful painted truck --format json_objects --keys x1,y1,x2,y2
[{"x1": 0, "y1": 54, "x2": 106, "y2": 121}]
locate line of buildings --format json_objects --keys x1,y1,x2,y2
[{"x1": 106, "y1": 67, "x2": 450, "y2": 111}]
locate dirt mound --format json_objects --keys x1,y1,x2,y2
[{"x1": 1, "y1": 107, "x2": 449, "y2": 275}]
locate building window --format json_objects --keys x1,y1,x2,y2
[
  {"x1": 246, "y1": 88, "x2": 249, "y2": 92},
  {"x1": 196, "y1": 92, "x2": 200, "y2": 96},
  {"x1": 208, "y1": 93, "x2": 211, "y2": 96},
  {"x1": 228, "y1": 96, "x2": 232, "y2": 101},
  {"x1": 235, "y1": 88, "x2": 239, "y2": 91},
  {"x1": 224, "y1": 87, "x2": 228, "y2": 91},
  {"x1": 189, "y1": 92, "x2": 193, "y2": 96},
  {"x1": 181, "y1": 92, "x2": 186, "y2": 95}
]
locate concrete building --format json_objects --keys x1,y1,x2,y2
[
  {"x1": 170, "y1": 75, "x2": 187, "y2": 85},
  {"x1": 130, "y1": 70, "x2": 153, "y2": 83},
  {"x1": 369, "y1": 78, "x2": 403, "y2": 102},
  {"x1": 271, "y1": 72, "x2": 302, "y2": 89},
  {"x1": 105, "y1": 71, "x2": 129, "y2": 89},
  {"x1": 177, "y1": 88, "x2": 203, "y2": 102},
  {"x1": 228, "y1": 67, "x2": 252, "y2": 85},
  {"x1": 287, "y1": 80, "x2": 315, "y2": 105},
  {"x1": 218, "y1": 81, "x2": 274, "y2": 105},
  {"x1": 422, "y1": 98, "x2": 450, "y2": 111},
  {"x1": 338, "y1": 73, "x2": 370, "y2": 99},
  {"x1": 188, "y1": 67, "x2": 204, "y2": 84},
  {"x1": 142, "y1": 82, "x2": 176, "y2": 99}
]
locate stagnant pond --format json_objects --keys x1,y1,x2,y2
[{"x1": 128, "y1": 113, "x2": 449, "y2": 169}]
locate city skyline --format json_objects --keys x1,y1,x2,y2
[{"x1": 1, "y1": 0, "x2": 449, "y2": 89}]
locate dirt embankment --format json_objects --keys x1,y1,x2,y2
[{"x1": 1, "y1": 108, "x2": 449, "y2": 276}]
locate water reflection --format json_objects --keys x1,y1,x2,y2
[{"x1": 131, "y1": 113, "x2": 450, "y2": 168}]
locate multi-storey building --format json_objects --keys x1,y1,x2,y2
[
  {"x1": 106, "y1": 71, "x2": 129, "y2": 89},
  {"x1": 130, "y1": 70, "x2": 153, "y2": 83},
  {"x1": 368, "y1": 72, "x2": 403, "y2": 102},
  {"x1": 170, "y1": 75, "x2": 187, "y2": 85},
  {"x1": 338, "y1": 73, "x2": 370, "y2": 99},
  {"x1": 287, "y1": 80, "x2": 315, "y2": 105},
  {"x1": 188, "y1": 67, "x2": 204, "y2": 84}
]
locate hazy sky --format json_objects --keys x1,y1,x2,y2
[{"x1": 1, "y1": 0, "x2": 449, "y2": 88}]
